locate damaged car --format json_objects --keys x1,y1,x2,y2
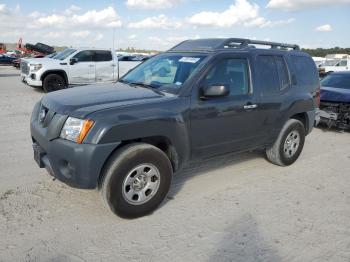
[{"x1": 319, "y1": 72, "x2": 350, "y2": 129}]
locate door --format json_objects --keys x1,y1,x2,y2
[
  {"x1": 68, "y1": 50, "x2": 95, "y2": 84},
  {"x1": 190, "y1": 55, "x2": 266, "y2": 159},
  {"x1": 94, "y1": 50, "x2": 115, "y2": 82}
]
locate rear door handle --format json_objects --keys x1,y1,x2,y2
[
  {"x1": 89, "y1": 65, "x2": 94, "y2": 67},
  {"x1": 243, "y1": 104, "x2": 258, "y2": 109}
]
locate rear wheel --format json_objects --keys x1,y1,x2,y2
[
  {"x1": 43, "y1": 74, "x2": 66, "y2": 92},
  {"x1": 99, "y1": 143, "x2": 173, "y2": 218},
  {"x1": 266, "y1": 119, "x2": 305, "y2": 166}
]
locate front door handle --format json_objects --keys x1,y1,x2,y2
[
  {"x1": 243, "y1": 104, "x2": 258, "y2": 110},
  {"x1": 89, "y1": 65, "x2": 94, "y2": 67}
]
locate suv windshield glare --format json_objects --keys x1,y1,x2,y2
[
  {"x1": 52, "y1": 48, "x2": 77, "y2": 60},
  {"x1": 121, "y1": 53, "x2": 207, "y2": 93}
]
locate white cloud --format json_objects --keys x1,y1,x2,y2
[
  {"x1": 266, "y1": 0, "x2": 350, "y2": 11},
  {"x1": 128, "y1": 15, "x2": 181, "y2": 29},
  {"x1": 128, "y1": 34, "x2": 137, "y2": 40},
  {"x1": 126, "y1": 0, "x2": 181, "y2": 10},
  {"x1": 315, "y1": 24, "x2": 332, "y2": 32},
  {"x1": 71, "y1": 7, "x2": 121, "y2": 28},
  {"x1": 64, "y1": 5, "x2": 81, "y2": 15},
  {"x1": 189, "y1": 0, "x2": 294, "y2": 28},
  {"x1": 0, "y1": 4, "x2": 7, "y2": 13},
  {"x1": 34, "y1": 6, "x2": 122, "y2": 29}
]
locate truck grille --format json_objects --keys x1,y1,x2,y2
[{"x1": 20, "y1": 61, "x2": 29, "y2": 75}]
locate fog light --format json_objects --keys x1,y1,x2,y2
[{"x1": 30, "y1": 73, "x2": 36, "y2": 80}]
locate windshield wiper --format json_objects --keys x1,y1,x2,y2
[{"x1": 129, "y1": 81, "x2": 165, "y2": 95}]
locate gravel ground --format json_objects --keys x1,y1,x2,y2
[{"x1": 0, "y1": 66, "x2": 350, "y2": 262}]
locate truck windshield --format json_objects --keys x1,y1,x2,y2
[
  {"x1": 52, "y1": 48, "x2": 77, "y2": 60},
  {"x1": 121, "y1": 53, "x2": 207, "y2": 93},
  {"x1": 324, "y1": 59, "x2": 339, "y2": 66},
  {"x1": 321, "y1": 74, "x2": 350, "y2": 90}
]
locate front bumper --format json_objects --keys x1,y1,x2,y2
[
  {"x1": 30, "y1": 105, "x2": 120, "y2": 189},
  {"x1": 21, "y1": 73, "x2": 42, "y2": 87}
]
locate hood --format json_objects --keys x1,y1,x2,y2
[
  {"x1": 22, "y1": 57, "x2": 56, "y2": 64},
  {"x1": 41, "y1": 82, "x2": 171, "y2": 118},
  {"x1": 321, "y1": 86, "x2": 350, "y2": 103}
]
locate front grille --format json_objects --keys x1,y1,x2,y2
[{"x1": 20, "y1": 61, "x2": 29, "y2": 75}]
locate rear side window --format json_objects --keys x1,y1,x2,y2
[
  {"x1": 291, "y1": 56, "x2": 318, "y2": 88},
  {"x1": 275, "y1": 56, "x2": 290, "y2": 90},
  {"x1": 256, "y1": 55, "x2": 279, "y2": 95},
  {"x1": 203, "y1": 58, "x2": 250, "y2": 96},
  {"x1": 94, "y1": 51, "x2": 112, "y2": 62}
]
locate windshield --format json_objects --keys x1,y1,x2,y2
[
  {"x1": 324, "y1": 59, "x2": 339, "y2": 66},
  {"x1": 321, "y1": 74, "x2": 350, "y2": 90},
  {"x1": 52, "y1": 48, "x2": 76, "y2": 60},
  {"x1": 121, "y1": 53, "x2": 207, "y2": 93}
]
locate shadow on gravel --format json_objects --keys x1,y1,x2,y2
[
  {"x1": 209, "y1": 214, "x2": 281, "y2": 262},
  {"x1": 167, "y1": 150, "x2": 265, "y2": 200}
]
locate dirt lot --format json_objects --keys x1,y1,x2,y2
[{"x1": 0, "y1": 66, "x2": 349, "y2": 262}]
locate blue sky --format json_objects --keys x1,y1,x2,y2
[{"x1": 0, "y1": 0, "x2": 349, "y2": 50}]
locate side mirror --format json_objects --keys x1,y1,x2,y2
[
  {"x1": 201, "y1": 84, "x2": 230, "y2": 99},
  {"x1": 69, "y1": 58, "x2": 78, "y2": 65}
]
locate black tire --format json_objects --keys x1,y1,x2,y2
[
  {"x1": 99, "y1": 143, "x2": 173, "y2": 218},
  {"x1": 266, "y1": 119, "x2": 305, "y2": 166},
  {"x1": 43, "y1": 74, "x2": 66, "y2": 92}
]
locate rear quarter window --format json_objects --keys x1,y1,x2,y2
[{"x1": 290, "y1": 55, "x2": 319, "y2": 88}]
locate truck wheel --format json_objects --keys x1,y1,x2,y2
[
  {"x1": 99, "y1": 143, "x2": 173, "y2": 218},
  {"x1": 266, "y1": 119, "x2": 305, "y2": 166},
  {"x1": 43, "y1": 74, "x2": 65, "y2": 92}
]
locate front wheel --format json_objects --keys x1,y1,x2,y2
[
  {"x1": 43, "y1": 74, "x2": 66, "y2": 92},
  {"x1": 266, "y1": 119, "x2": 305, "y2": 166},
  {"x1": 99, "y1": 143, "x2": 173, "y2": 218}
]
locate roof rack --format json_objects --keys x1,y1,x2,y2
[{"x1": 169, "y1": 38, "x2": 300, "y2": 52}]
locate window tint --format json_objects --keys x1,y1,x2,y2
[
  {"x1": 275, "y1": 56, "x2": 290, "y2": 90},
  {"x1": 73, "y1": 50, "x2": 93, "y2": 62},
  {"x1": 203, "y1": 59, "x2": 249, "y2": 96},
  {"x1": 291, "y1": 56, "x2": 318, "y2": 87},
  {"x1": 256, "y1": 55, "x2": 279, "y2": 95},
  {"x1": 94, "y1": 50, "x2": 112, "y2": 62}
]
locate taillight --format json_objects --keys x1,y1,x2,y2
[{"x1": 315, "y1": 86, "x2": 321, "y2": 107}]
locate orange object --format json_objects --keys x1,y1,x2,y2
[{"x1": 77, "y1": 119, "x2": 94, "y2": 144}]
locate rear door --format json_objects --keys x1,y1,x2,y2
[
  {"x1": 68, "y1": 50, "x2": 95, "y2": 84},
  {"x1": 254, "y1": 54, "x2": 291, "y2": 140},
  {"x1": 94, "y1": 50, "x2": 115, "y2": 82}
]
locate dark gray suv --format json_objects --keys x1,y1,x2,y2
[{"x1": 30, "y1": 38, "x2": 320, "y2": 218}]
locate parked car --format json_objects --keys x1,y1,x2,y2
[
  {"x1": 25, "y1": 42, "x2": 54, "y2": 55},
  {"x1": 13, "y1": 54, "x2": 45, "y2": 69},
  {"x1": 318, "y1": 72, "x2": 350, "y2": 129},
  {"x1": 0, "y1": 54, "x2": 17, "y2": 65},
  {"x1": 30, "y1": 38, "x2": 319, "y2": 218},
  {"x1": 21, "y1": 48, "x2": 118, "y2": 92},
  {"x1": 318, "y1": 54, "x2": 349, "y2": 77}
]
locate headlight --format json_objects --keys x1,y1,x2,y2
[
  {"x1": 29, "y1": 64, "x2": 42, "y2": 72},
  {"x1": 60, "y1": 117, "x2": 94, "y2": 143}
]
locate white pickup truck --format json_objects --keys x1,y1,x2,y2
[
  {"x1": 318, "y1": 54, "x2": 349, "y2": 76},
  {"x1": 21, "y1": 48, "x2": 120, "y2": 92}
]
